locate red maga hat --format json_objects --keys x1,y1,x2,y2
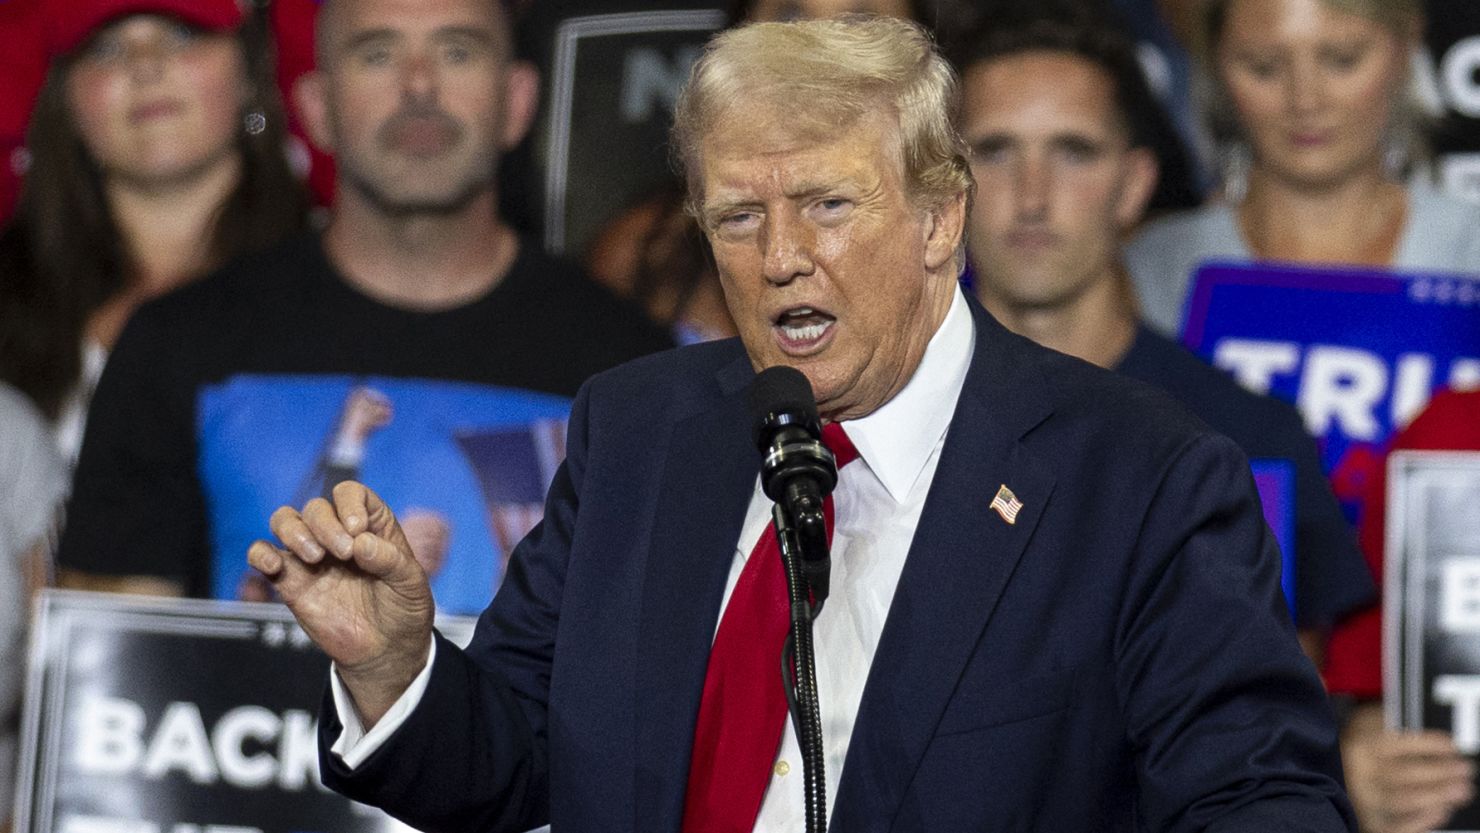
[{"x1": 47, "y1": 0, "x2": 245, "y2": 58}]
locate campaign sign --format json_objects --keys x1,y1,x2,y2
[
  {"x1": 14, "y1": 591, "x2": 475, "y2": 833},
  {"x1": 1384, "y1": 451, "x2": 1480, "y2": 832},
  {"x1": 1250, "y1": 458, "x2": 1297, "y2": 621},
  {"x1": 539, "y1": 9, "x2": 726, "y2": 257},
  {"x1": 1182, "y1": 262, "x2": 1480, "y2": 517}
]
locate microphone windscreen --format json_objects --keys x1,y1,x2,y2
[{"x1": 747, "y1": 365, "x2": 819, "y2": 450}]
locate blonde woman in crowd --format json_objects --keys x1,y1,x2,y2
[
  {"x1": 1124, "y1": 0, "x2": 1480, "y2": 336},
  {"x1": 0, "y1": 0, "x2": 307, "y2": 465}
]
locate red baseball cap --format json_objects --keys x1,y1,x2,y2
[{"x1": 46, "y1": 0, "x2": 245, "y2": 58}]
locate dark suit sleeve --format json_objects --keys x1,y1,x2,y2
[
  {"x1": 316, "y1": 377, "x2": 598, "y2": 833},
  {"x1": 1116, "y1": 432, "x2": 1356, "y2": 832}
]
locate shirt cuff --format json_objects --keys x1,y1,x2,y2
[{"x1": 328, "y1": 637, "x2": 437, "y2": 769}]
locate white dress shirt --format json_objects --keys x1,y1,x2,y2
[{"x1": 332, "y1": 287, "x2": 976, "y2": 831}]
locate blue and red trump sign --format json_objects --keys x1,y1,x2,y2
[{"x1": 1182, "y1": 262, "x2": 1480, "y2": 520}]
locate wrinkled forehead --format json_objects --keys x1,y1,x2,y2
[
  {"x1": 710, "y1": 100, "x2": 853, "y2": 154},
  {"x1": 692, "y1": 92, "x2": 904, "y2": 205}
]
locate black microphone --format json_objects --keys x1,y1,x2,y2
[{"x1": 747, "y1": 366, "x2": 838, "y2": 604}]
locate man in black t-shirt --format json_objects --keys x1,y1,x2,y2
[
  {"x1": 58, "y1": 0, "x2": 672, "y2": 611},
  {"x1": 954, "y1": 10, "x2": 1374, "y2": 649}
]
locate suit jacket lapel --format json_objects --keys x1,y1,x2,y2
[
  {"x1": 632, "y1": 352, "x2": 758, "y2": 833},
  {"x1": 833, "y1": 301, "x2": 1058, "y2": 830}
]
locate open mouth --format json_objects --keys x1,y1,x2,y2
[{"x1": 773, "y1": 306, "x2": 837, "y2": 353}]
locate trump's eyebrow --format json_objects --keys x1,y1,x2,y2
[
  {"x1": 699, "y1": 197, "x2": 756, "y2": 228},
  {"x1": 703, "y1": 183, "x2": 849, "y2": 215}
]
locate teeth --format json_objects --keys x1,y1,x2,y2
[{"x1": 780, "y1": 320, "x2": 832, "y2": 341}]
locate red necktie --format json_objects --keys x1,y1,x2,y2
[{"x1": 681, "y1": 423, "x2": 860, "y2": 833}]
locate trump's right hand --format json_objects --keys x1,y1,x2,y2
[{"x1": 247, "y1": 480, "x2": 435, "y2": 726}]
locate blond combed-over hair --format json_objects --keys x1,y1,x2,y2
[{"x1": 671, "y1": 16, "x2": 974, "y2": 219}]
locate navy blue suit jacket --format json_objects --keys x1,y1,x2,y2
[{"x1": 321, "y1": 298, "x2": 1355, "y2": 832}]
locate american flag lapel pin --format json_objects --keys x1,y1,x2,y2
[{"x1": 990, "y1": 484, "x2": 1024, "y2": 525}]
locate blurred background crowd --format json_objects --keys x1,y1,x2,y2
[{"x1": 1, "y1": 0, "x2": 1479, "y2": 830}]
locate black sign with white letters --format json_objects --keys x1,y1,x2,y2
[{"x1": 15, "y1": 591, "x2": 474, "y2": 833}]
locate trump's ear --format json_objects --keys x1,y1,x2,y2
[{"x1": 923, "y1": 191, "x2": 967, "y2": 271}]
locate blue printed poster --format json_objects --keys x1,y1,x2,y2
[
  {"x1": 1182, "y1": 263, "x2": 1480, "y2": 519},
  {"x1": 199, "y1": 375, "x2": 572, "y2": 615}
]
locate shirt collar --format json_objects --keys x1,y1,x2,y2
[{"x1": 836, "y1": 286, "x2": 975, "y2": 503}]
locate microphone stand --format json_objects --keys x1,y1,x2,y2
[
  {"x1": 748, "y1": 367, "x2": 836, "y2": 833},
  {"x1": 772, "y1": 490, "x2": 830, "y2": 833}
]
